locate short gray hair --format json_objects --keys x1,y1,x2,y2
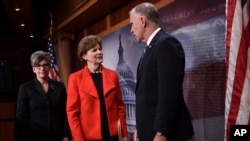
[
  {"x1": 130, "y1": 2, "x2": 159, "y2": 25},
  {"x1": 30, "y1": 50, "x2": 51, "y2": 67}
]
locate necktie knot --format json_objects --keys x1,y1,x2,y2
[{"x1": 144, "y1": 44, "x2": 150, "y2": 53}]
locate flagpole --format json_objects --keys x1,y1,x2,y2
[
  {"x1": 47, "y1": 12, "x2": 60, "y2": 81},
  {"x1": 49, "y1": 12, "x2": 53, "y2": 37}
]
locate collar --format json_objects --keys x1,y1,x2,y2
[{"x1": 147, "y1": 27, "x2": 161, "y2": 46}]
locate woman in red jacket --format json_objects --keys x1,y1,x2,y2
[{"x1": 67, "y1": 35, "x2": 128, "y2": 141}]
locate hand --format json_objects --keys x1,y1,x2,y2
[
  {"x1": 134, "y1": 130, "x2": 139, "y2": 141},
  {"x1": 62, "y1": 137, "x2": 71, "y2": 141},
  {"x1": 153, "y1": 134, "x2": 166, "y2": 141},
  {"x1": 121, "y1": 137, "x2": 128, "y2": 141}
]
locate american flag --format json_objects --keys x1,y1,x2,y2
[
  {"x1": 225, "y1": 0, "x2": 250, "y2": 141},
  {"x1": 48, "y1": 35, "x2": 60, "y2": 81}
]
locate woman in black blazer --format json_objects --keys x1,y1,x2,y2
[{"x1": 16, "y1": 50, "x2": 71, "y2": 141}]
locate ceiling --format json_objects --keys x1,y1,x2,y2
[
  {"x1": 0, "y1": 0, "x2": 51, "y2": 38},
  {"x1": 0, "y1": 0, "x2": 131, "y2": 42}
]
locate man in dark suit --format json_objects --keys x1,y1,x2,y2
[
  {"x1": 16, "y1": 50, "x2": 71, "y2": 141},
  {"x1": 129, "y1": 2, "x2": 194, "y2": 141}
]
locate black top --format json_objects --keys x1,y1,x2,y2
[{"x1": 91, "y1": 73, "x2": 110, "y2": 140}]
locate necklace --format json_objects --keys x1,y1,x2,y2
[
  {"x1": 89, "y1": 67, "x2": 102, "y2": 73},
  {"x1": 90, "y1": 70, "x2": 102, "y2": 73}
]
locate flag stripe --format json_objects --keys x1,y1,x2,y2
[
  {"x1": 225, "y1": 0, "x2": 242, "y2": 138},
  {"x1": 225, "y1": 0, "x2": 250, "y2": 141},
  {"x1": 236, "y1": 0, "x2": 250, "y2": 124},
  {"x1": 228, "y1": 1, "x2": 248, "y2": 123},
  {"x1": 48, "y1": 35, "x2": 60, "y2": 81},
  {"x1": 225, "y1": 2, "x2": 240, "y2": 137}
]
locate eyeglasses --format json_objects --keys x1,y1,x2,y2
[{"x1": 33, "y1": 64, "x2": 50, "y2": 69}]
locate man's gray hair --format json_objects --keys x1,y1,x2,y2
[{"x1": 130, "y1": 2, "x2": 159, "y2": 25}]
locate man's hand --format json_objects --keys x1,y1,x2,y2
[
  {"x1": 153, "y1": 134, "x2": 166, "y2": 141},
  {"x1": 121, "y1": 137, "x2": 128, "y2": 141},
  {"x1": 62, "y1": 137, "x2": 71, "y2": 141},
  {"x1": 134, "y1": 130, "x2": 139, "y2": 141}
]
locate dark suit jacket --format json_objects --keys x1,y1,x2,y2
[
  {"x1": 136, "y1": 29, "x2": 194, "y2": 141},
  {"x1": 16, "y1": 78, "x2": 71, "y2": 141}
]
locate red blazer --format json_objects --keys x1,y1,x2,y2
[{"x1": 67, "y1": 66, "x2": 128, "y2": 141}]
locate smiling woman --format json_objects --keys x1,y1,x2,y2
[
  {"x1": 67, "y1": 35, "x2": 128, "y2": 141},
  {"x1": 16, "y1": 50, "x2": 72, "y2": 141}
]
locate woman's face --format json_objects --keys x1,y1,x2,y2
[
  {"x1": 83, "y1": 44, "x2": 103, "y2": 65},
  {"x1": 32, "y1": 59, "x2": 50, "y2": 79}
]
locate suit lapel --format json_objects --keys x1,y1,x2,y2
[
  {"x1": 136, "y1": 30, "x2": 164, "y2": 91},
  {"x1": 47, "y1": 80, "x2": 57, "y2": 97},
  {"x1": 79, "y1": 66, "x2": 116, "y2": 98},
  {"x1": 33, "y1": 78, "x2": 47, "y2": 98},
  {"x1": 102, "y1": 67, "x2": 116, "y2": 96},
  {"x1": 79, "y1": 67, "x2": 99, "y2": 98}
]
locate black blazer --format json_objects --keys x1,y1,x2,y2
[
  {"x1": 16, "y1": 78, "x2": 71, "y2": 140},
  {"x1": 135, "y1": 30, "x2": 194, "y2": 141}
]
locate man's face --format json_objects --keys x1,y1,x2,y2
[{"x1": 129, "y1": 12, "x2": 145, "y2": 43}]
